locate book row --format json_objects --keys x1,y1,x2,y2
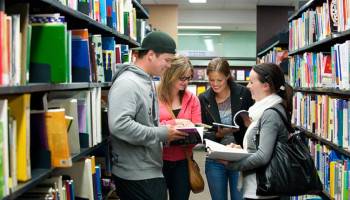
[
  {"x1": 192, "y1": 68, "x2": 251, "y2": 82},
  {"x1": 308, "y1": 140, "x2": 350, "y2": 200},
  {"x1": 292, "y1": 92, "x2": 350, "y2": 148},
  {"x1": 289, "y1": 0, "x2": 350, "y2": 51},
  {"x1": 56, "y1": 0, "x2": 150, "y2": 41},
  {"x1": 0, "y1": 6, "x2": 141, "y2": 86},
  {"x1": 256, "y1": 47, "x2": 288, "y2": 65},
  {"x1": 289, "y1": 40, "x2": 350, "y2": 89},
  {"x1": 18, "y1": 156, "x2": 107, "y2": 200},
  {"x1": 0, "y1": 88, "x2": 108, "y2": 198}
]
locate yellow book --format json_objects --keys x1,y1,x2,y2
[
  {"x1": 90, "y1": 156, "x2": 96, "y2": 174},
  {"x1": 196, "y1": 85, "x2": 206, "y2": 96},
  {"x1": 45, "y1": 109, "x2": 72, "y2": 167},
  {"x1": 330, "y1": 161, "x2": 336, "y2": 198},
  {"x1": 8, "y1": 94, "x2": 31, "y2": 182},
  {"x1": 310, "y1": 98, "x2": 316, "y2": 131}
]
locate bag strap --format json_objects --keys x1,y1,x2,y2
[
  {"x1": 256, "y1": 104, "x2": 293, "y2": 148},
  {"x1": 266, "y1": 107, "x2": 294, "y2": 133}
]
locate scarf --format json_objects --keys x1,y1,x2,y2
[{"x1": 243, "y1": 94, "x2": 282, "y2": 151}]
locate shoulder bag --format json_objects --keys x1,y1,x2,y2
[{"x1": 255, "y1": 106, "x2": 323, "y2": 196}]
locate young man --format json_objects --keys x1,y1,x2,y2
[{"x1": 108, "y1": 31, "x2": 187, "y2": 200}]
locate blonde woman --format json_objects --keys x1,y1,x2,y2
[{"x1": 157, "y1": 55, "x2": 202, "y2": 200}]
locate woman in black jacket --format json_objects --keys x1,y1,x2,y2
[{"x1": 199, "y1": 58, "x2": 253, "y2": 200}]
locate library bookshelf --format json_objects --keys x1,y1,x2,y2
[
  {"x1": 0, "y1": 0, "x2": 149, "y2": 198},
  {"x1": 289, "y1": 0, "x2": 350, "y2": 199}
]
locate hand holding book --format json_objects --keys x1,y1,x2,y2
[
  {"x1": 174, "y1": 118, "x2": 194, "y2": 127},
  {"x1": 167, "y1": 125, "x2": 188, "y2": 143},
  {"x1": 204, "y1": 139, "x2": 252, "y2": 161},
  {"x1": 170, "y1": 127, "x2": 204, "y2": 145},
  {"x1": 212, "y1": 110, "x2": 251, "y2": 130}
]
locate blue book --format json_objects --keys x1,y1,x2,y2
[
  {"x1": 337, "y1": 100, "x2": 343, "y2": 147},
  {"x1": 100, "y1": 0, "x2": 107, "y2": 25},
  {"x1": 112, "y1": 0, "x2": 117, "y2": 29},
  {"x1": 106, "y1": 0, "x2": 114, "y2": 28},
  {"x1": 72, "y1": 39, "x2": 91, "y2": 82},
  {"x1": 102, "y1": 37, "x2": 115, "y2": 82},
  {"x1": 95, "y1": 166, "x2": 102, "y2": 200}
]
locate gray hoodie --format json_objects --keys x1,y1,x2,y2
[{"x1": 108, "y1": 64, "x2": 168, "y2": 180}]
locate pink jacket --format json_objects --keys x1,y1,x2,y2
[{"x1": 159, "y1": 90, "x2": 202, "y2": 161}]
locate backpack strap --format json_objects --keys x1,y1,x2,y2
[{"x1": 255, "y1": 104, "x2": 293, "y2": 148}]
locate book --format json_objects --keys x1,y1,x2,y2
[
  {"x1": 45, "y1": 108, "x2": 72, "y2": 167},
  {"x1": 204, "y1": 139, "x2": 252, "y2": 161},
  {"x1": 170, "y1": 127, "x2": 204, "y2": 145},
  {"x1": 8, "y1": 94, "x2": 31, "y2": 182},
  {"x1": 212, "y1": 110, "x2": 249, "y2": 129},
  {"x1": 212, "y1": 122, "x2": 238, "y2": 129},
  {"x1": 30, "y1": 23, "x2": 69, "y2": 83}
]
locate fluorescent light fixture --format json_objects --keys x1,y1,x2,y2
[
  {"x1": 177, "y1": 25, "x2": 222, "y2": 30},
  {"x1": 189, "y1": 0, "x2": 207, "y2": 3},
  {"x1": 177, "y1": 33, "x2": 221, "y2": 36},
  {"x1": 204, "y1": 39, "x2": 214, "y2": 52}
]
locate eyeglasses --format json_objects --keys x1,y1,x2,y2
[{"x1": 179, "y1": 76, "x2": 192, "y2": 81}]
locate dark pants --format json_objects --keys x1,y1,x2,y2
[
  {"x1": 113, "y1": 175, "x2": 167, "y2": 200},
  {"x1": 163, "y1": 159, "x2": 191, "y2": 200}
]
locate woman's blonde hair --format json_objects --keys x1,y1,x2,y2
[{"x1": 157, "y1": 55, "x2": 193, "y2": 105}]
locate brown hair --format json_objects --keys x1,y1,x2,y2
[
  {"x1": 157, "y1": 55, "x2": 193, "y2": 105},
  {"x1": 252, "y1": 63, "x2": 293, "y2": 115},
  {"x1": 206, "y1": 57, "x2": 233, "y2": 84}
]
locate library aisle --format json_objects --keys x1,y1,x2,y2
[{"x1": 190, "y1": 148, "x2": 212, "y2": 200}]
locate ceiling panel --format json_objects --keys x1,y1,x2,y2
[{"x1": 142, "y1": 0, "x2": 299, "y2": 31}]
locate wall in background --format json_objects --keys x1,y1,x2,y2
[
  {"x1": 256, "y1": 5, "x2": 294, "y2": 51},
  {"x1": 178, "y1": 31, "x2": 256, "y2": 59},
  {"x1": 146, "y1": 5, "x2": 178, "y2": 42}
]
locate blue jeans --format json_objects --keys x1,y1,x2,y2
[{"x1": 205, "y1": 159, "x2": 242, "y2": 200}]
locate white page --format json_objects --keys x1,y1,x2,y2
[{"x1": 205, "y1": 139, "x2": 252, "y2": 161}]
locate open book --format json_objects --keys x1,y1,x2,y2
[
  {"x1": 204, "y1": 139, "x2": 252, "y2": 161},
  {"x1": 170, "y1": 127, "x2": 204, "y2": 145},
  {"x1": 212, "y1": 110, "x2": 249, "y2": 129}
]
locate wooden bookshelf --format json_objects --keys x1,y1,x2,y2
[
  {"x1": 0, "y1": 0, "x2": 148, "y2": 197},
  {"x1": 289, "y1": 1, "x2": 350, "y2": 199},
  {"x1": 3, "y1": 139, "x2": 109, "y2": 200},
  {"x1": 287, "y1": 31, "x2": 350, "y2": 56},
  {"x1": 288, "y1": 0, "x2": 324, "y2": 22},
  {"x1": 132, "y1": 0, "x2": 149, "y2": 19},
  {"x1": 257, "y1": 31, "x2": 288, "y2": 57},
  {"x1": 6, "y1": 0, "x2": 139, "y2": 46},
  {"x1": 296, "y1": 126, "x2": 350, "y2": 158},
  {"x1": 0, "y1": 83, "x2": 112, "y2": 95},
  {"x1": 294, "y1": 87, "x2": 350, "y2": 96}
]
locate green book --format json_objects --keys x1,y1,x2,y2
[{"x1": 30, "y1": 23, "x2": 69, "y2": 83}]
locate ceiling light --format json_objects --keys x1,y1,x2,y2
[
  {"x1": 177, "y1": 25, "x2": 222, "y2": 30},
  {"x1": 189, "y1": 0, "x2": 207, "y2": 3},
  {"x1": 204, "y1": 39, "x2": 214, "y2": 52},
  {"x1": 177, "y1": 33, "x2": 221, "y2": 36}
]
